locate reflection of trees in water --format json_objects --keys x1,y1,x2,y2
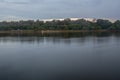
[
  {"x1": 0, "y1": 32, "x2": 120, "y2": 44},
  {"x1": 0, "y1": 32, "x2": 118, "y2": 37}
]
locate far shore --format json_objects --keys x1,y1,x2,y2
[{"x1": 0, "y1": 30, "x2": 119, "y2": 34}]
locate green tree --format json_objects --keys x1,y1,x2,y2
[{"x1": 96, "y1": 19, "x2": 112, "y2": 29}]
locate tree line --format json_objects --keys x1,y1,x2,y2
[{"x1": 0, "y1": 18, "x2": 120, "y2": 31}]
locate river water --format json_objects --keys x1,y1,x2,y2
[{"x1": 0, "y1": 32, "x2": 120, "y2": 80}]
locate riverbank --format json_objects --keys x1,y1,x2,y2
[{"x1": 0, "y1": 30, "x2": 118, "y2": 34}]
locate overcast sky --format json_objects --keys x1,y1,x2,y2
[{"x1": 0, "y1": 0, "x2": 120, "y2": 21}]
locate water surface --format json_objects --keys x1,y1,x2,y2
[{"x1": 0, "y1": 32, "x2": 120, "y2": 80}]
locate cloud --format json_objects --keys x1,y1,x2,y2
[
  {"x1": 0, "y1": 0, "x2": 120, "y2": 21},
  {"x1": 0, "y1": 15, "x2": 30, "y2": 21},
  {"x1": 0, "y1": 0, "x2": 44, "y2": 4}
]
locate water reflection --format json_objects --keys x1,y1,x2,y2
[
  {"x1": 0, "y1": 32, "x2": 120, "y2": 80},
  {"x1": 0, "y1": 32, "x2": 120, "y2": 44},
  {"x1": 0, "y1": 32, "x2": 113, "y2": 37}
]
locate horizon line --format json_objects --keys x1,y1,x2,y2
[{"x1": 0, "y1": 17, "x2": 118, "y2": 23}]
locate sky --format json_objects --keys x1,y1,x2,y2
[{"x1": 0, "y1": 0, "x2": 120, "y2": 21}]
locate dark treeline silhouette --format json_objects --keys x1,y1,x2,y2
[{"x1": 0, "y1": 18, "x2": 120, "y2": 31}]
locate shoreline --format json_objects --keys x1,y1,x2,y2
[{"x1": 0, "y1": 30, "x2": 119, "y2": 34}]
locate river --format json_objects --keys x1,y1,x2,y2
[{"x1": 0, "y1": 32, "x2": 120, "y2": 80}]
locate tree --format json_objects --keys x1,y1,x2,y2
[
  {"x1": 0, "y1": 18, "x2": 119, "y2": 31},
  {"x1": 110, "y1": 20, "x2": 120, "y2": 30},
  {"x1": 96, "y1": 19, "x2": 112, "y2": 29}
]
